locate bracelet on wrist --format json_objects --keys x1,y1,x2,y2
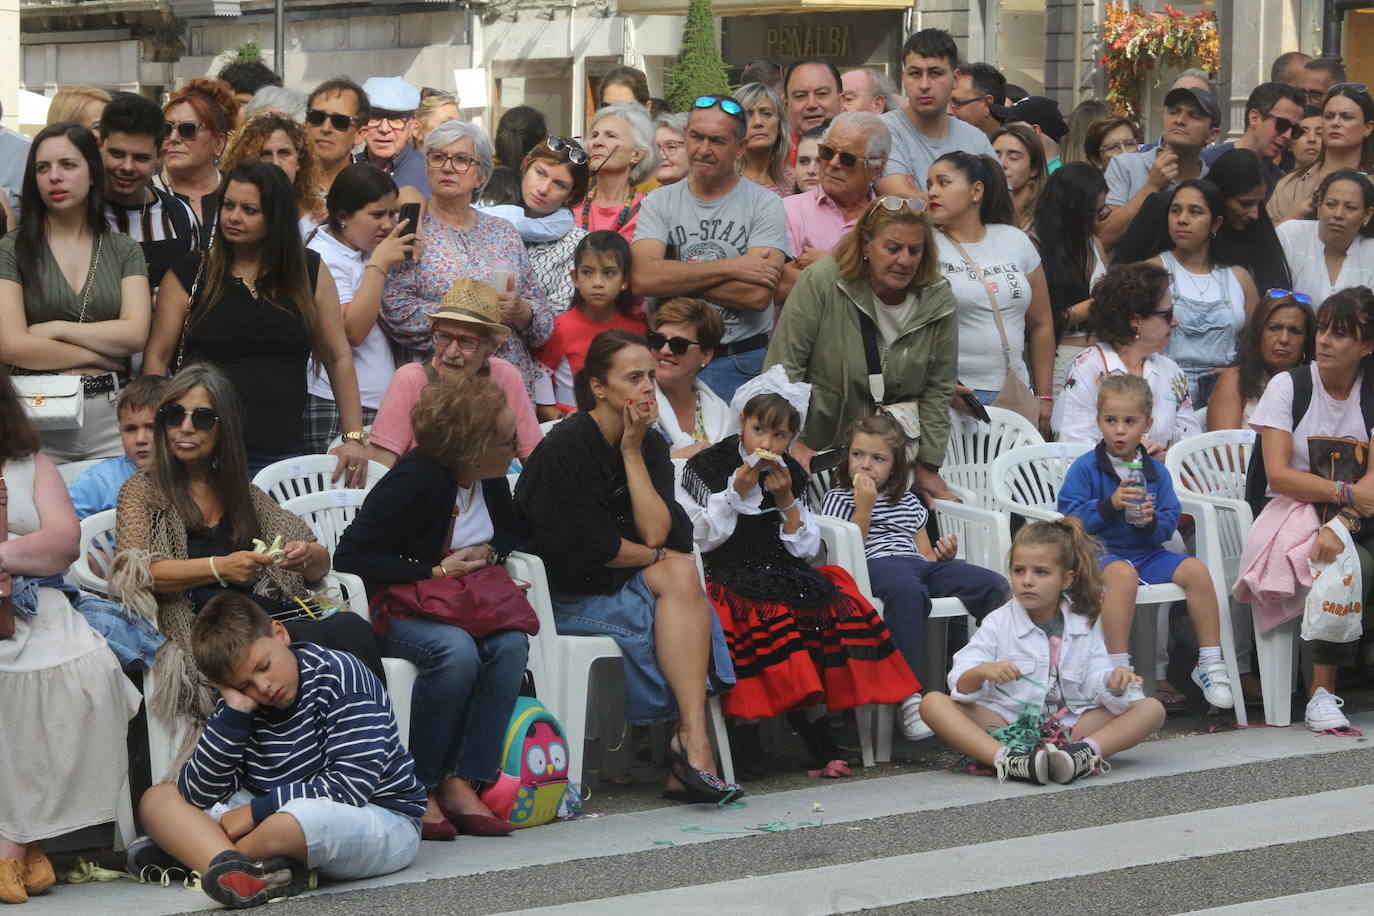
[
  {"x1": 1037, "y1": 394, "x2": 1054, "y2": 401},
  {"x1": 365, "y1": 263, "x2": 387, "y2": 279},
  {"x1": 650, "y1": 547, "x2": 665, "y2": 566},
  {"x1": 208, "y1": 556, "x2": 228, "y2": 588},
  {"x1": 773, "y1": 499, "x2": 798, "y2": 515}
]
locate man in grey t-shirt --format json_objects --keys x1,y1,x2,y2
[
  {"x1": 633, "y1": 95, "x2": 789, "y2": 401},
  {"x1": 876, "y1": 28, "x2": 996, "y2": 199}
]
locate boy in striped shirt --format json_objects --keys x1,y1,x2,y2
[{"x1": 137, "y1": 594, "x2": 425, "y2": 908}]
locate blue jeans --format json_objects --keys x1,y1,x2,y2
[
  {"x1": 697, "y1": 347, "x2": 765, "y2": 403},
  {"x1": 378, "y1": 619, "x2": 529, "y2": 786},
  {"x1": 867, "y1": 554, "x2": 1008, "y2": 678}
]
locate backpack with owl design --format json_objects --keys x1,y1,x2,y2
[{"x1": 480, "y1": 696, "x2": 577, "y2": 827}]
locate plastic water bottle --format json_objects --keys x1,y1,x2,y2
[{"x1": 1122, "y1": 461, "x2": 1147, "y2": 527}]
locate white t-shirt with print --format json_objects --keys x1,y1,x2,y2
[
  {"x1": 1248, "y1": 363, "x2": 1374, "y2": 495},
  {"x1": 934, "y1": 224, "x2": 1042, "y2": 390}
]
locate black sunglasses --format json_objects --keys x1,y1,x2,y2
[
  {"x1": 164, "y1": 120, "x2": 201, "y2": 142},
  {"x1": 305, "y1": 109, "x2": 359, "y2": 131},
  {"x1": 647, "y1": 331, "x2": 703, "y2": 355},
  {"x1": 693, "y1": 96, "x2": 744, "y2": 119},
  {"x1": 545, "y1": 135, "x2": 589, "y2": 165},
  {"x1": 158, "y1": 403, "x2": 219, "y2": 431},
  {"x1": 1148, "y1": 308, "x2": 1175, "y2": 323},
  {"x1": 817, "y1": 144, "x2": 871, "y2": 169},
  {"x1": 1262, "y1": 111, "x2": 1306, "y2": 139}
]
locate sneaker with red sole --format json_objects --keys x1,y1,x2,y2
[{"x1": 202, "y1": 850, "x2": 309, "y2": 909}]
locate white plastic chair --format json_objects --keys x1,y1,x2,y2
[
  {"x1": 72, "y1": 508, "x2": 119, "y2": 593},
  {"x1": 1167, "y1": 429, "x2": 1282, "y2": 725},
  {"x1": 940, "y1": 406, "x2": 1044, "y2": 508},
  {"x1": 253, "y1": 454, "x2": 389, "y2": 504},
  {"x1": 57, "y1": 457, "x2": 104, "y2": 486},
  {"x1": 992, "y1": 443, "x2": 1243, "y2": 720},
  {"x1": 281, "y1": 489, "x2": 417, "y2": 744}
]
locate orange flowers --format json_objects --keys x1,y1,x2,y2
[{"x1": 1101, "y1": 2, "x2": 1220, "y2": 120}]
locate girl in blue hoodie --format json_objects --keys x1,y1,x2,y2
[{"x1": 1057, "y1": 374, "x2": 1234, "y2": 710}]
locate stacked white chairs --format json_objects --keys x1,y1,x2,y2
[
  {"x1": 941, "y1": 406, "x2": 1044, "y2": 508},
  {"x1": 253, "y1": 454, "x2": 389, "y2": 503},
  {"x1": 56, "y1": 457, "x2": 104, "y2": 486},
  {"x1": 992, "y1": 441, "x2": 1247, "y2": 723},
  {"x1": 1166, "y1": 430, "x2": 1289, "y2": 725}
]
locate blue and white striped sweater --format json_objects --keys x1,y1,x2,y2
[{"x1": 177, "y1": 643, "x2": 426, "y2": 823}]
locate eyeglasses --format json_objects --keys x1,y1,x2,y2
[
  {"x1": 305, "y1": 109, "x2": 359, "y2": 131},
  {"x1": 434, "y1": 329, "x2": 485, "y2": 353},
  {"x1": 817, "y1": 144, "x2": 872, "y2": 169},
  {"x1": 692, "y1": 96, "x2": 744, "y2": 119},
  {"x1": 426, "y1": 151, "x2": 479, "y2": 172},
  {"x1": 657, "y1": 140, "x2": 684, "y2": 156},
  {"x1": 495, "y1": 431, "x2": 519, "y2": 451},
  {"x1": 1266, "y1": 287, "x2": 1314, "y2": 305},
  {"x1": 1148, "y1": 308, "x2": 1175, "y2": 323},
  {"x1": 368, "y1": 115, "x2": 412, "y2": 131},
  {"x1": 1099, "y1": 139, "x2": 1139, "y2": 156},
  {"x1": 871, "y1": 195, "x2": 929, "y2": 215},
  {"x1": 164, "y1": 120, "x2": 202, "y2": 142},
  {"x1": 1332, "y1": 82, "x2": 1369, "y2": 96},
  {"x1": 647, "y1": 331, "x2": 703, "y2": 355},
  {"x1": 1260, "y1": 111, "x2": 1306, "y2": 139},
  {"x1": 158, "y1": 403, "x2": 219, "y2": 430},
  {"x1": 545, "y1": 135, "x2": 589, "y2": 165},
  {"x1": 949, "y1": 96, "x2": 984, "y2": 108}
]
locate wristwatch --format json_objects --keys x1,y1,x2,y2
[{"x1": 342, "y1": 430, "x2": 370, "y2": 447}]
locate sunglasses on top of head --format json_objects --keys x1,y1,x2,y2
[
  {"x1": 1267, "y1": 288, "x2": 1314, "y2": 305},
  {"x1": 647, "y1": 331, "x2": 704, "y2": 355},
  {"x1": 545, "y1": 135, "x2": 589, "y2": 165},
  {"x1": 158, "y1": 404, "x2": 219, "y2": 430},
  {"x1": 692, "y1": 96, "x2": 744, "y2": 119},
  {"x1": 305, "y1": 109, "x2": 359, "y2": 131}
]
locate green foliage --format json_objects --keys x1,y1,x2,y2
[
  {"x1": 231, "y1": 37, "x2": 264, "y2": 64},
  {"x1": 664, "y1": 0, "x2": 731, "y2": 112}
]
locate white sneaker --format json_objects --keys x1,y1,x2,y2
[
  {"x1": 1305, "y1": 687, "x2": 1350, "y2": 731},
  {"x1": 1191, "y1": 662, "x2": 1234, "y2": 709},
  {"x1": 899, "y1": 692, "x2": 934, "y2": 741}
]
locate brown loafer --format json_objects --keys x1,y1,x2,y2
[
  {"x1": 22, "y1": 848, "x2": 54, "y2": 895},
  {"x1": 0, "y1": 858, "x2": 26, "y2": 904}
]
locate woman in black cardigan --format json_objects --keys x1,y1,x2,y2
[
  {"x1": 514, "y1": 330, "x2": 737, "y2": 804},
  {"x1": 336, "y1": 375, "x2": 526, "y2": 840}
]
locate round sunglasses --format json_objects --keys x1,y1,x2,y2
[
  {"x1": 545, "y1": 135, "x2": 589, "y2": 165},
  {"x1": 158, "y1": 403, "x2": 219, "y2": 430},
  {"x1": 692, "y1": 96, "x2": 744, "y2": 119}
]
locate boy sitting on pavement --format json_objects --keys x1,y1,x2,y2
[{"x1": 136, "y1": 593, "x2": 425, "y2": 908}]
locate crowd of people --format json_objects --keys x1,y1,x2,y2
[{"x1": 1, "y1": 31, "x2": 1372, "y2": 910}]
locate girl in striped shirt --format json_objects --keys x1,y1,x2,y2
[{"x1": 820, "y1": 415, "x2": 1008, "y2": 742}]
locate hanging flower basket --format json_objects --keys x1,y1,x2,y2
[{"x1": 1100, "y1": 3, "x2": 1220, "y2": 121}]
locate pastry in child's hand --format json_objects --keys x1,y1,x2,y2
[
  {"x1": 751, "y1": 448, "x2": 780, "y2": 462},
  {"x1": 854, "y1": 473, "x2": 865, "y2": 487}
]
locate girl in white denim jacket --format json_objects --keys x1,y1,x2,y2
[{"x1": 921, "y1": 518, "x2": 1166, "y2": 786}]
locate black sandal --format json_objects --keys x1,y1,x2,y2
[{"x1": 662, "y1": 731, "x2": 742, "y2": 804}]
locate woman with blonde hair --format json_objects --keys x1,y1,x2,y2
[
  {"x1": 411, "y1": 91, "x2": 461, "y2": 150},
  {"x1": 220, "y1": 112, "x2": 327, "y2": 234},
  {"x1": 735, "y1": 82, "x2": 794, "y2": 197},
  {"x1": 46, "y1": 86, "x2": 111, "y2": 134}
]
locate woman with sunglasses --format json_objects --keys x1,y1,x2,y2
[
  {"x1": 735, "y1": 82, "x2": 794, "y2": 197},
  {"x1": 381, "y1": 121, "x2": 553, "y2": 401},
  {"x1": 109, "y1": 363, "x2": 386, "y2": 767},
  {"x1": 1269, "y1": 83, "x2": 1374, "y2": 224},
  {"x1": 768, "y1": 194, "x2": 960, "y2": 503},
  {"x1": 650, "y1": 297, "x2": 731, "y2": 458},
  {"x1": 143, "y1": 161, "x2": 371, "y2": 482},
  {"x1": 220, "y1": 112, "x2": 328, "y2": 236},
  {"x1": 1053, "y1": 264, "x2": 1201, "y2": 455},
  {"x1": 156, "y1": 78, "x2": 237, "y2": 241},
  {"x1": 0, "y1": 123, "x2": 152, "y2": 463},
  {"x1": 1142, "y1": 178, "x2": 1259, "y2": 407},
  {"x1": 927, "y1": 151, "x2": 1056, "y2": 437},
  {"x1": 1207, "y1": 289, "x2": 1315, "y2": 431},
  {"x1": 336, "y1": 374, "x2": 527, "y2": 840},
  {"x1": 1278, "y1": 170, "x2": 1374, "y2": 305},
  {"x1": 576, "y1": 103, "x2": 658, "y2": 242},
  {"x1": 0, "y1": 364, "x2": 140, "y2": 906},
  {"x1": 477, "y1": 136, "x2": 590, "y2": 313},
  {"x1": 1031, "y1": 162, "x2": 1109, "y2": 395}
]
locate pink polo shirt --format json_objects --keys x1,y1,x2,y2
[
  {"x1": 782, "y1": 187, "x2": 874, "y2": 258},
  {"x1": 370, "y1": 357, "x2": 542, "y2": 460}
]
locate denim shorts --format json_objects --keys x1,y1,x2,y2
[{"x1": 214, "y1": 789, "x2": 420, "y2": 880}]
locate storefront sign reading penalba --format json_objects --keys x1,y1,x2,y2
[{"x1": 767, "y1": 25, "x2": 852, "y2": 60}]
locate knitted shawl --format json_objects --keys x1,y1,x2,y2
[{"x1": 109, "y1": 469, "x2": 316, "y2": 754}]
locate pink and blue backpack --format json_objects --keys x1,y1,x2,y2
[{"x1": 481, "y1": 697, "x2": 579, "y2": 827}]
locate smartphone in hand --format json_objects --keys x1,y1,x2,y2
[{"x1": 398, "y1": 203, "x2": 422, "y2": 260}]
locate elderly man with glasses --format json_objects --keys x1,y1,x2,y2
[
  {"x1": 776, "y1": 111, "x2": 892, "y2": 304},
  {"x1": 357, "y1": 76, "x2": 431, "y2": 197},
  {"x1": 367, "y1": 277, "x2": 542, "y2": 468}
]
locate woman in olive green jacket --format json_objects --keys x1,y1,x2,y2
[{"x1": 765, "y1": 196, "x2": 958, "y2": 503}]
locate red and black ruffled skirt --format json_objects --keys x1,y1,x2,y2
[{"x1": 706, "y1": 565, "x2": 920, "y2": 720}]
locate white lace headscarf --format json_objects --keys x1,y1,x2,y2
[{"x1": 726, "y1": 364, "x2": 812, "y2": 447}]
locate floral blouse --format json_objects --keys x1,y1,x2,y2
[
  {"x1": 381, "y1": 209, "x2": 554, "y2": 397},
  {"x1": 1051, "y1": 340, "x2": 1201, "y2": 448}
]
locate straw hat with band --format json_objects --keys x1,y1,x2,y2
[{"x1": 427, "y1": 277, "x2": 511, "y2": 341}]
